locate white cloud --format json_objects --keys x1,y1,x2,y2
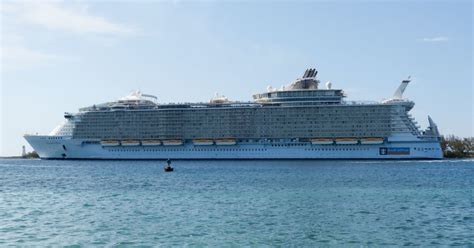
[
  {"x1": 0, "y1": 31, "x2": 62, "y2": 71},
  {"x1": 1, "y1": 45, "x2": 61, "y2": 71},
  {"x1": 0, "y1": 1, "x2": 135, "y2": 71},
  {"x1": 2, "y1": 1, "x2": 135, "y2": 35},
  {"x1": 420, "y1": 36, "x2": 450, "y2": 42}
]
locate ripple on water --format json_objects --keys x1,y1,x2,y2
[{"x1": 0, "y1": 159, "x2": 473, "y2": 246}]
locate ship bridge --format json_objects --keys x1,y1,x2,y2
[{"x1": 253, "y1": 68, "x2": 345, "y2": 105}]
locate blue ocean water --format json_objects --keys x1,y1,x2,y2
[{"x1": 0, "y1": 159, "x2": 473, "y2": 246}]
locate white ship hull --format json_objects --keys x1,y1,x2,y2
[{"x1": 25, "y1": 135, "x2": 443, "y2": 160}]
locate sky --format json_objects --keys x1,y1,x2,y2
[{"x1": 0, "y1": 0, "x2": 472, "y2": 156}]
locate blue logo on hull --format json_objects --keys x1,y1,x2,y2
[{"x1": 380, "y1": 147, "x2": 410, "y2": 155}]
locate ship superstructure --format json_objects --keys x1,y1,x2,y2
[{"x1": 25, "y1": 68, "x2": 443, "y2": 159}]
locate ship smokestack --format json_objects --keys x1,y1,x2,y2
[
  {"x1": 302, "y1": 69, "x2": 310, "y2": 78},
  {"x1": 303, "y1": 68, "x2": 318, "y2": 78},
  {"x1": 304, "y1": 68, "x2": 317, "y2": 78}
]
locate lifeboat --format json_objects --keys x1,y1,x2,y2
[
  {"x1": 121, "y1": 140, "x2": 140, "y2": 146},
  {"x1": 162, "y1": 139, "x2": 183, "y2": 146},
  {"x1": 360, "y1": 138, "x2": 384, "y2": 144},
  {"x1": 100, "y1": 140, "x2": 120, "y2": 146},
  {"x1": 193, "y1": 139, "x2": 214, "y2": 146},
  {"x1": 141, "y1": 140, "x2": 162, "y2": 146},
  {"x1": 335, "y1": 138, "x2": 358, "y2": 145},
  {"x1": 310, "y1": 138, "x2": 333, "y2": 145},
  {"x1": 215, "y1": 138, "x2": 237, "y2": 145}
]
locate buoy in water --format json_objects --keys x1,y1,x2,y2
[{"x1": 164, "y1": 159, "x2": 174, "y2": 172}]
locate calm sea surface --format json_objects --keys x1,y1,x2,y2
[{"x1": 0, "y1": 159, "x2": 473, "y2": 246}]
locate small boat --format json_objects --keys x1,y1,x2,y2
[
  {"x1": 193, "y1": 139, "x2": 214, "y2": 146},
  {"x1": 310, "y1": 138, "x2": 333, "y2": 145},
  {"x1": 360, "y1": 137, "x2": 384, "y2": 144},
  {"x1": 335, "y1": 138, "x2": 358, "y2": 145},
  {"x1": 162, "y1": 139, "x2": 183, "y2": 146},
  {"x1": 164, "y1": 159, "x2": 174, "y2": 172},
  {"x1": 215, "y1": 138, "x2": 237, "y2": 145},
  {"x1": 141, "y1": 139, "x2": 162, "y2": 146},
  {"x1": 121, "y1": 140, "x2": 140, "y2": 146},
  {"x1": 100, "y1": 140, "x2": 120, "y2": 146}
]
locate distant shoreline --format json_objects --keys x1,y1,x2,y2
[{"x1": 0, "y1": 156, "x2": 40, "y2": 159}]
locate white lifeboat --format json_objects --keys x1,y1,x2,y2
[
  {"x1": 360, "y1": 138, "x2": 384, "y2": 144},
  {"x1": 162, "y1": 139, "x2": 183, "y2": 146},
  {"x1": 193, "y1": 139, "x2": 214, "y2": 146},
  {"x1": 100, "y1": 140, "x2": 120, "y2": 146},
  {"x1": 310, "y1": 138, "x2": 334, "y2": 145},
  {"x1": 215, "y1": 138, "x2": 237, "y2": 145},
  {"x1": 121, "y1": 140, "x2": 140, "y2": 146},
  {"x1": 335, "y1": 138, "x2": 358, "y2": 145},
  {"x1": 141, "y1": 140, "x2": 162, "y2": 146}
]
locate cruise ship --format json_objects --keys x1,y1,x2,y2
[{"x1": 24, "y1": 68, "x2": 443, "y2": 159}]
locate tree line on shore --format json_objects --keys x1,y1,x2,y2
[
  {"x1": 440, "y1": 135, "x2": 474, "y2": 158},
  {"x1": 22, "y1": 151, "x2": 39, "y2": 159}
]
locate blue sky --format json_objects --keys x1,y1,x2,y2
[{"x1": 1, "y1": 0, "x2": 472, "y2": 156}]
